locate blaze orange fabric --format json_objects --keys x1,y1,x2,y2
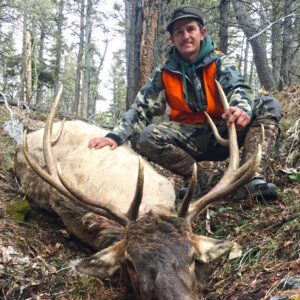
[{"x1": 162, "y1": 60, "x2": 224, "y2": 124}]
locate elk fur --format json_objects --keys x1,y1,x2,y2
[{"x1": 15, "y1": 120, "x2": 176, "y2": 247}]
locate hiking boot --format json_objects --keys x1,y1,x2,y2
[
  {"x1": 178, "y1": 180, "x2": 202, "y2": 200},
  {"x1": 177, "y1": 170, "x2": 211, "y2": 200},
  {"x1": 233, "y1": 177, "x2": 278, "y2": 201}
]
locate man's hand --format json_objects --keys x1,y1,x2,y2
[
  {"x1": 88, "y1": 137, "x2": 118, "y2": 150},
  {"x1": 222, "y1": 107, "x2": 250, "y2": 131}
]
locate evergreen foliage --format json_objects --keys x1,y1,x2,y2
[{"x1": 0, "y1": 0, "x2": 299, "y2": 124}]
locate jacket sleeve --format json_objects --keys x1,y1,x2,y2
[
  {"x1": 216, "y1": 55, "x2": 255, "y2": 118},
  {"x1": 108, "y1": 66, "x2": 167, "y2": 144}
]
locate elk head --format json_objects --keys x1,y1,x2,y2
[{"x1": 22, "y1": 83, "x2": 262, "y2": 300}]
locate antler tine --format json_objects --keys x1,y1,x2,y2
[
  {"x1": 185, "y1": 80, "x2": 262, "y2": 223},
  {"x1": 177, "y1": 163, "x2": 197, "y2": 218},
  {"x1": 43, "y1": 86, "x2": 63, "y2": 177},
  {"x1": 126, "y1": 156, "x2": 144, "y2": 221},
  {"x1": 23, "y1": 133, "x2": 127, "y2": 225},
  {"x1": 203, "y1": 112, "x2": 229, "y2": 147},
  {"x1": 22, "y1": 85, "x2": 129, "y2": 226},
  {"x1": 51, "y1": 118, "x2": 65, "y2": 147},
  {"x1": 23, "y1": 130, "x2": 73, "y2": 199}
]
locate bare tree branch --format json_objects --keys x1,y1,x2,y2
[{"x1": 249, "y1": 13, "x2": 298, "y2": 41}]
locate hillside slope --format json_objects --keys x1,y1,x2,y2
[{"x1": 0, "y1": 86, "x2": 299, "y2": 300}]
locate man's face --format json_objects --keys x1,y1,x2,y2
[{"x1": 170, "y1": 18, "x2": 206, "y2": 63}]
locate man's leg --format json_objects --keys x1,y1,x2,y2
[
  {"x1": 137, "y1": 122, "x2": 203, "y2": 177},
  {"x1": 238, "y1": 95, "x2": 281, "y2": 200},
  {"x1": 137, "y1": 121, "x2": 230, "y2": 198}
]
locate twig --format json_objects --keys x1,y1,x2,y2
[
  {"x1": 262, "y1": 271, "x2": 294, "y2": 300},
  {"x1": 249, "y1": 13, "x2": 299, "y2": 41},
  {"x1": 266, "y1": 213, "x2": 300, "y2": 232},
  {"x1": 14, "y1": 175, "x2": 22, "y2": 190},
  {"x1": 56, "y1": 266, "x2": 73, "y2": 273},
  {"x1": 0, "y1": 92, "x2": 13, "y2": 119}
]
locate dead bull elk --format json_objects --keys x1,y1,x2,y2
[{"x1": 15, "y1": 83, "x2": 262, "y2": 300}]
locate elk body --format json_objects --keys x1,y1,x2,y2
[
  {"x1": 15, "y1": 120, "x2": 177, "y2": 248},
  {"x1": 14, "y1": 85, "x2": 262, "y2": 300}
]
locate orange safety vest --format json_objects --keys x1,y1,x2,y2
[{"x1": 162, "y1": 59, "x2": 224, "y2": 124}]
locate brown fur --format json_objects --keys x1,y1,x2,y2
[{"x1": 125, "y1": 212, "x2": 200, "y2": 299}]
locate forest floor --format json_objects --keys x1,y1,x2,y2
[{"x1": 0, "y1": 86, "x2": 299, "y2": 300}]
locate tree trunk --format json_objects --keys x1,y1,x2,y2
[
  {"x1": 125, "y1": 0, "x2": 161, "y2": 109},
  {"x1": 218, "y1": 0, "x2": 230, "y2": 53},
  {"x1": 36, "y1": 23, "x2": 45, "y2": 104},
  {"x1": 23, "y1": 14, "x2": 32, "y2": 104},
  {"x1": 243, "y1": 39, "x2": 249, "y2": 82},
  {"x1": 153, "y1": 0, "x2": 169, "y2": 65},
  {"x1": 90, "y1": 39, "x2": 108, "y2": 116},
  {"x1": 232, "y1": 0, "x2": 276, "y2": 91},
  {"x1": 54, "y1": 0, "x2": 65, "y2": 96},
  {"x1": 82, "y1": 0, "x2": 93, "y2": 119},
  {"x1": 125, "y1": 0, "x2": 142, "y2": 109},
  {"x1": 139, "y1": 0, "x2": 159, "y2": 87},
  {"x1": 73, "y1": 0, "x2": 85, "y2": 116},
  {"x1": 271, "y1": 3, "x2": 281, "y2": 87},
  {"x1": 279, "y1": 0, "x2": 293, "y2": 90},
  {"x1": 249, "y1": 59, "x2": 255, "y2": 86},
  {"x1": 290, "y1": 3, "x2": 300, "y2": 85}
]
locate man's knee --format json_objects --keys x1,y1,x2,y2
[
  {"x1": 253, "y1": 96, "x2": 281, "y2": 123},
  {"x1": 138, "y1": 125, "x2": 154, "y2": 149},
  {"x1": 137, "y1": 124, "x2": 173, "y2": 160},
  {"x1": 137, "y1": 125, "x2": 165, "y2": 158}
]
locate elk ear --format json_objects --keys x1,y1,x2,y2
[
  {"x1": 192, "y1": 234, "x2": 241, "y2": 263},
  {"x1": 76, "y1": 239, "x2": 126, "y2": 279}
]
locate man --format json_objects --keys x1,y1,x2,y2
[{"x1": 89, "y1": 5, "x2": 281, "y2": 200}]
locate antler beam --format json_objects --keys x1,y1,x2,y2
[
  {"x1": 182, "y1": 81, "x2": 262, "y2": 223},
  {"x1": 22, "y1": 86, "x2": 144, "y2": 227}
]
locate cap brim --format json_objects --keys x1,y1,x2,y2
[{"x1": 167, "y1": 15, "x2": 204, "y2": 32}]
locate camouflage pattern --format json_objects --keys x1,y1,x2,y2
[
  {"x1": 137, "y1": 120, "x2": 243, "y2": 177},
  {"x1": 241, "y1": 120, "x2": 278, "y2": 177},
  {"x1": 241, "y1": 95, "x2": 281, "y2": 177},
  {"x1": 136, "y1": 96, "x2": 281, "y2": 178},
  {"x1": 217, "y1": 55, "x2": 255, "y2": 118},
  {"x1": 112, "y1": 52, "x2": 255, "y2": 143},
  {"x1": 108, "y1": 44, "x2": 281, "y2": 180},
  {"x1": 252, "y1": 95, "x2": 281, "y2": 123}
]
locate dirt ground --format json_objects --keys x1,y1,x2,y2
[{"x1": 0, "y1": 86, "x2": 299, "y2": 300}]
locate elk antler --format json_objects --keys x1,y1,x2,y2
[
  {"x1": 177, "y1": 163, "x2": 197, "y2": 218},
  {"x1": 22, "y1": 86, "x2": 146, "y2": 226},
  {"x1": 51, "y1": 118, "x2": 65, "y2": 146},
  {"x1": 126, "y1": 156, "x2": 144, "y2": 221},
  {"x1": 180, "y1": 80, "x2": 263, "y2": 223}
]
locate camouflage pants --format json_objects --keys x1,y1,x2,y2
[{"x1": 137, "y1": 95, "x2": 281, "y2": 178}]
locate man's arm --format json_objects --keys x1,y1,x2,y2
[
  {"x1": 89, "y1": 67, "x2": 166, "y2": 150},
  {"x1": 216, "y1": 54, "x2": 255, "y2": 130}
]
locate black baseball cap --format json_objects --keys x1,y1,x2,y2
[{"x1": 167, "y1": 6, "x2": 205, "y2": 33}]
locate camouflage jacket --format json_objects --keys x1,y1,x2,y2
[{"x1": 107, "y1": 49, "x2": 255, "y2": 145}]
